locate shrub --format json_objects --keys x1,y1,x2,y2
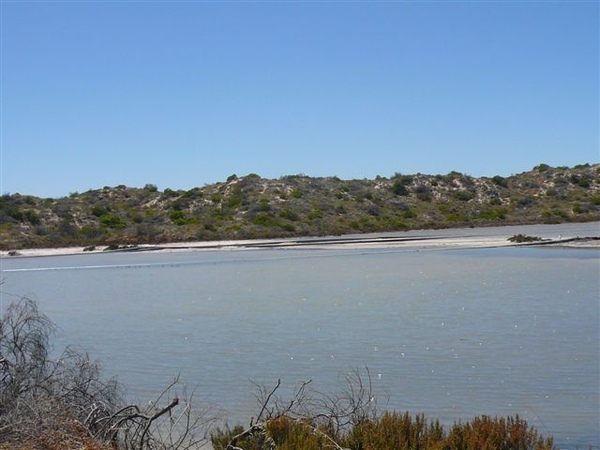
[
  {"x1": 308, "y1": 209, "x2": 323, "y2": 220},
  {"x1": 252, "y1": 213, "x2": 279, "y2": 227},
  {"x1": 392, "y1": 181, "x2": 409, "y2": 196},
  {"x1": 535, "y1": 163, "x2": 550, "y2": 172},
  {"x1": 91, "y1": 205, "x2": 109, "y2": 217},
  {"x1": 80, "y1": 225, "x2": 104, "y2": 239},
  {"x1": 477, "y1": 208, "x2": 507, "y2": 220},
  {"x1": 279, "y1": 209, "x2": 300, "y2": 221},
  {"x1": 514, "y1": 196, "x2": 536, "y2": 208},
  {"x1": 7, "y1": 208, "x2": 23, "y2": 221},
  {"x1": 453, "y1": 190, "x2": 475, "y2": 201},
  {"x1": 23, "y1": 210, "x2": 40, "y2": 225},
  {"x1": 0, "y1": 299, "x2": 214, "y2": 449},
  {"x1": 169, "y1": 210, "x2": 186, "y2": 222},
  {"x1": 508, "y1": 234, "x2": 543, "y2": 243},
  {"x1": 99, "y1": 213, "x2": 126, "y2": 229},
  {"x1": 211, "y1": 412, "x2": 555, "y2": 450},
  {"x1": 392, "y1": 174, "x2": 414, "y2": 186},
  {"x1": 578, "y1": 178, "x2": 591, "y2": 188},
  {"x1": 445, "y1": 415, "x2": 554, "y2": 450},
  {"x1": 414, "y1": 184, "x2": 432, "y2": 201}
]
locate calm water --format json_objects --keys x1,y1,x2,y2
[{"x1": 1, "y1": 224, "x2": 599, "y2": 448}]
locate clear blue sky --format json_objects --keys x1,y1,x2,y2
[{"x1": 1, "y1": 1, "x2": 598, "y2": 198}]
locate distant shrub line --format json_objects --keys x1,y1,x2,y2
[{"x1": 1, "y1": 163, "x2": 599, "y2": 250}]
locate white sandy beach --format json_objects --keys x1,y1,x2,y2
[{"x1": 2, "y1": 223, "x2": 598, "y2": 258}]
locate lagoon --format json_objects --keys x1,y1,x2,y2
[{"x1": 1, "y1": 223, "x2": 598, "y2": 448}]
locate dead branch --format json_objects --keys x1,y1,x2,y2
[{"x1": 0, "y1": 298, "x2": 215, "y2": 450}]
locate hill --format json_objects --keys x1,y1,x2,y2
[{"x1": 1, "y1": 163, "x2": 599, "y2": 250}]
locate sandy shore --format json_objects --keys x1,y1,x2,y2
[{"x1": 2, "y1": 223, "x2": 599, "y2": 258}]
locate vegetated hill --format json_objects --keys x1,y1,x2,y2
[{"x1": 1, "y1": 163, "x2": 599, "y2": 250}]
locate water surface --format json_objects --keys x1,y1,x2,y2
[{"x1": 1, "y1": 224, "x2": 598, "y2": 448}]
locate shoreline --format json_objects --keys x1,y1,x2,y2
[{"x1": 2, "y1": 223, "x2": 599, "y2": 258}]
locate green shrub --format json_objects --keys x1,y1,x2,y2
[
  {"x1": 453, "y1": 190, "x2": 475, "y2": 201},
  {"x1": 169, "y1": 210, "x2": 195, "y2": 225},
  {"x1": 7, "y1": 208, "x2": 24, "y2": 221},
  {"x1": 578, "y1": 178, "x2": 591, "y2": 188},
  {"x1": 392, "y1": 181, "x2": 409, "y2": 196},
  {"x1": 162, "y1": 188, "x2": 180, "y2": 198},
  {"x1": 477, "y1": 208, "x2": 507, "y2": 220},
  {"x1": 279, "y1": 223, "x2": 296, "y2": 232},
  {"x1": 143, "y1": 183, "x2": 158, "y2": 192},
  {"x1": 23, "y1": 210, "x2": 40, "y2": 225},
  {"x1": 307, "y1": 209, "x2": 323, "y2": 220},
  {"x1": 91, "y1": 205, "x2": 109, "y2": 217},
  {"x1": 492, "y1": 175, "x2": 508, "y2": 188},
  {"x1": 99, "y1": 213, "x2": 126, "y2": 229},
  {"x1": 79, "y1": 225, "x2": 104, "y2": 239},
  {"x1": 392, "y1": 174, "x2": 414, "y2": 185},
  {"x1": 279, "y1": 209, "x2": 300, "y2": 221},
  {"x1": 252, "y1": 213, "x2": 279, "y2": 227},
  {"x1": 535, "y1": 163, "x2": 550, "y2": 172}
]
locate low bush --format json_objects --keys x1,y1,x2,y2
[
  {"x1": 508, "y1": 234, "x2": 543, "y2": 243},
  {"x1": 211, "y1": 412, "x2": 555, "y2": 450}
]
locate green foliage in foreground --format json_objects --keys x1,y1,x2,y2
[{"x1": 211, "y1": 412, "x2": 555, "y2": 450}]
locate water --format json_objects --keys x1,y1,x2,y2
[{"x1": 1, "y1": 224, "x2": 598, "y2": 448}]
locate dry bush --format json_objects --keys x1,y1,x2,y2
[
  {"x1": 211, "y1": 369, "x2": 556, "y2": 450},
  {"x1": 444, "y1": 415, "x2": 555, "y2": 450},
  {"x1": 0, "y1": 298, "x2": 215, "y2": 450}
]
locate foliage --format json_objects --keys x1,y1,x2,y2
[
  {"x1": 99, "y1": 213, "x2": 127, "y2": 229},
  {"x1": 210, "y1": 372, "x2": 556, "y2": 450},
  {"x1": 211, "y1": 413, "x2": 555, "y2": 449},
  {"x1": 1, "y1": 164, "x2": 599, "y2": 250},
  {"x1": 491, "y1": 175, "x2": 508, "y2": 188},
  {"x1": 508, "y1": 234, "x2": 543, "y2": 243}
]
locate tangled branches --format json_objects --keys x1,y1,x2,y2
[
  {"x1": 0, "y1": 298, "x2": 214, "y2": 449},
  {"x1": 84, "y1": 375, "x2": 215, "y2": 450},
  {"x1": 213, "y1": 368, "x2": 379, "y2": 450},
  {"x1": 211, "y1": 369, "x2": 555, "y2": 450}
]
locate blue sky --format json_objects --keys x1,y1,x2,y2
[{"x1": 1, "y1": 1, "x2": 598, "y2": 198}]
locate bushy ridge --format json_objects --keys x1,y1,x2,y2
[{"x1": 1, "y1": 163, "x2": 599, "y2": 250}]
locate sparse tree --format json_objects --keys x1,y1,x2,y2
[{"x1": 0, "y1": 298, "x2": 215, "y2": 449}]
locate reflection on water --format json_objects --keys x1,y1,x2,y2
[{"x1": 1, "y1": 225, "x2": 598, "y2": 449}]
